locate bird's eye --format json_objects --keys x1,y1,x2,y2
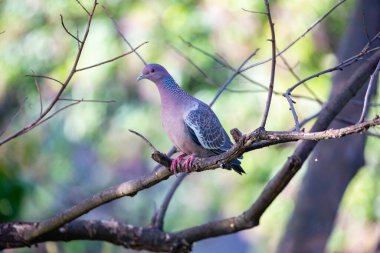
[{"x1": 151, "y1": 69, "x2": 155, "y2": 73}]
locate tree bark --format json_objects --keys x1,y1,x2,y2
[{"x1": 277, "y1": 0, "x2": 380, "y2": 253}]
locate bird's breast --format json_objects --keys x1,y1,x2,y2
[{"x1": 160, "y1": 101, "x2": 208, "y2": 156}]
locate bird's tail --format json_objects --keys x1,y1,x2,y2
[{"x1": 224, "y1": 158, "x2": 245, "y2": 175}]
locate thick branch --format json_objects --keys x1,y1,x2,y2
[{"x1": 0, "y1": 220, "x2": 190, "y2": 253}]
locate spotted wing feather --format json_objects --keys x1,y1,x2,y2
[{"x1": 184, "y1": 104, "x2": 232, "y2": 153}]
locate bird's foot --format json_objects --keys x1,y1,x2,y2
[
  {"x1": 170, "y1": 153, "x2": 187, "y2": 175},
  {"x1": 183, "y1": 155, "x2": 196, "y2": 173}
]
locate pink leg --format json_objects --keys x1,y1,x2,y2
[
  {"x1": 183, "y1": 155, "x2": 196, "y2": 173},
  {"x1": 170, "y1": 153, "x2": 187, "y2": 175}
]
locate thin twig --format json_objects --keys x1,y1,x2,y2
[
  {"x1": 76, "y1": 28, "x2": 80, "y2": 51},
  {"x1": 169, "y1": 45, "x2": 217, "y2": 87},
  {"x1": 0, "y1": 98, "x2": 28, "y2": 137},
  {"x1": 209, "y1": 49, "x2": 259, "y2": 106},
  {"x1": 58, "y1": 98, "x2": 115, "y2": 103},
  {"x1": 152, "y1": 173, "x2": 187, "y2": 230},
  {"x1": 285, "y1": 46, "x2": 380, "y2": 129},
  {"x1": 278, "y1": 50, "x2": 323, "y2": 105},
  {"x1": 26, "y1": 74, "x2": 64, "y2": 86},
  {"x1": 32, "y1": 72, "x2": 43, "y2": 116},
  {"x1": 171, "y1": 44, "x2": 260, "y2": 94},
  {"x1": 240, "y1": 0, "x2": 347, "y2": 72},
  {"x1": 297, "y1": 111, "x2": 320, "y2": 130},
  {"x1": 0, "y1": 0, "x2": 138, "y2": 147},
  {"x1": 180, "y1": 37, "x2": 264, "y2": 88},
  {"x1": 180, "y1": 37, "x2": 321, "y2": 103},
  {"x1": 102, "y1": 5, "x2": 147, "y2": 66},
  {"x1": 76, "y1": 42, "x2": 148, "y2": 72},
  {"x1": 129, "y1": 129, "x2": 158, "y2": 152},
  {"x1": 286, "y1": 95, "x2": 301, "y2": 131},
  {"x1": 358, "y1": 60, "x2": 380, "y2": 123},
  {"x1": 260, "y1": 0, "x2": 276, "y2": 129},
  {"x1": 367, "y1": 131, "x2": 380, "y2": 138},
  {"x1": 242, "y1": 8, "x2": 267, "y2": 15},
  {"x1": 75, "y1": 0, "x2": 90, "y2": 16},
  {"x1": 288, "y1": 46, "x2": 380, "y2": 94},
  {"x1": 361, "y1": 30, "x2": 380, "y2": 53},
  {"x1": 34, "y1": 101, "x2": 82, "y2": 128},
  {"x1": 60, "y1": 14, "x2": 82, "y2": 44}
]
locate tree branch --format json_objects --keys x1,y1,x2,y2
[
  {"x1": 75, "y1": 42, "x2": 148, "y2": 72},
  {"x1": 260, "y1": 0, "x2": 277, "y2": 129},
  {"x1": 0, "y1": 0, "x2": 147, "y2": 147},
  {"x1": 102, "y1": 5, "x2": 148, "y2": 66},
  {"x1": 240, "y1": 0, "x2": 347, "y2": 72},
  {"x1": 358, "y1": 59, "x2": 380, "y2": 123}
]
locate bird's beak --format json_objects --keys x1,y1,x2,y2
[{"x1": 136, "y1": 74, "x2": 146, "y2": 82}]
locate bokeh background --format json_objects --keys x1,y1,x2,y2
[{"x1": 0, "y1": 0, "x2": 379, "y2": 252}]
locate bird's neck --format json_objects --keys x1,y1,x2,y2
[{"x1": 156, "y1": 76, "x2": 188, "y2": 104}]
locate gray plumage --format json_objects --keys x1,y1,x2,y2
[{"x1": 137, "y1": 63, "x2": 244, "y2": 175}]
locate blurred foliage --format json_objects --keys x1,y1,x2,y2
[{"x1": 0, "y1": 0, "x2": 379, "y2": 253}]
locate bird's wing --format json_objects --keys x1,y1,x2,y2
[{"x1": 184, "y1": 103, "x2": 231, "y2": 152}]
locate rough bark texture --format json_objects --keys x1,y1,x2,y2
[{"x1": 277, "y1": 1, "x2": 380, "y2": 253}]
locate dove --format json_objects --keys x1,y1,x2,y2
[{"x1": 137, "y1": 64, "x2": 244, "y2": 175}]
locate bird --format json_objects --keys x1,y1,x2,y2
[{"x1": 137, "y1": 63, "x2": 245, "y2": 175}]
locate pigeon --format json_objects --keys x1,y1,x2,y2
[{"x1": 137, "y1": 63, "x2": 244, "y2": 175}]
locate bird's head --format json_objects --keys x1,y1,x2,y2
[{"x1": 136, "y1": 63, "x2": 168, "y2": 83}]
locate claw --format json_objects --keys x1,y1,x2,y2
[
  {"x1": 183, "y1": 155, "x2": 195, "y2": 173},
  {"x1": 170, "y1": 153, "x2": 187, "y2": 175}
]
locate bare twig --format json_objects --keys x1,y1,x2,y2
[
  {"x1": 169, "y1": 45, "x2": 217, "y2": 87},
  {"x1": 60, "y1": 14, "x2": 82, "y2": 44},
  {"x1": 129, "y1": 129, "x2": 158, "y2": 152},
  {"x1": 102, "y1": 5, "x2": 147, "y2": 66},
  {"x1": 0, "y1": 98, "x2": 28, "y2": 137},
  {"x1": 76, "y1": 28, "x2": 81, "y2": 51},
  {"x1": 26, "y1": 74, "x2": 64, "y2": 86},
  {"x1": 362, "y1": 30, "x2": 380, "y2": 53},
  {"x1": 240, "y1": 0, "x2": 347, "y2": 72},
  {"x1": 76, "y1": 42, "x2": 148, "y2": 72},
  {"x1": 209, "y1": 49, "x2": 259, "y2": 106},
  {"x1": 32, "y1": 73, "x2": 43, "y2": 116},
  {"x1": 75, "y1": 0, "x2": 90, "y2": 16},
  {"x1": 152, "y1": 173, "x2": 187, "y2": 230},
  {"x1": 180, "y1": 37, "x2": 265, "y2": 88},
  {"x1": 0, "y1": 0, "x2": 139, "y2": 147},
  {"x1": 285, "y1": 95, "x2": 301, "y2": 130},
  {"x1": 180, "y1": 37, "x2": 320, "y2": 103},
  {"x1": 367, "y1": 131, "x2": 380, "y2": 138},
  {"x1": 278, "y1": 51, "x2": 323, "y2": 105},
  {"x1": 297, "y1": 111, "x2": 320, "y2": 130},
  {"x1": 358, "y1": 60, "x2": 380, "y2": 123},
  {"x1": 285, "y1": 46, "x2": 380, "y2": 129},
  {"x1": 242, "y1": 8, "x2": 267, "y2": 15},
  {"x1": 287, "y1": 47, "x2": 380, "y2": 94},
  {"x1": 58, "y1": 98, "x2": 115, "y2": 103},
  {"x1": 260, "y1": 0, "x2": 277, "y2": 129},
  {"x1": 34, "y1": 101, "x2": 82, "y2": 128},
  {"x1": 0, "y1": 0, "x2": 98, "y2": 146}
]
